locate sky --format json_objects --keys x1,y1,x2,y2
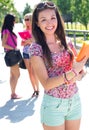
[{"x1": 14, "y1": 0, "x2": 41, "y2": 12}]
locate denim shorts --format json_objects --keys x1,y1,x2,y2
[
  {"x1": 40, "y1": 93, "x2": 81, "y2": 126},
  {"x1": 23, "y1": 52, "x2": 29, "y2": 59}
]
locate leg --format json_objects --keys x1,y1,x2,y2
[
  {"x1": 65, "y1": 119, "x2": 81, "y2": 130},
  {"x1": 29, "y1": 64, "x2": 39, "y2": 97},
  {"x1": 43, "y1": 123, "x2": 64, "y2": 130},
  {"x1": 65, "y1": 93, "x2": 81, "y2": 130},
  {"x1": 30, "y1": 64, "x2": 39, "y2": 91},
  {"x1": 24, "y1": 59, "x2": 39, "y2": 93},
  {"x1": 41, "y1": 94, "x2": 66, "y2": 130},
  {"x1": 10, "y1": 64, "x2": 20, "y2": 99},
  {"x1": 43, "y1": 119, "x2": 81, "y2": 130}
]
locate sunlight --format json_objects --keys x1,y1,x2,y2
[{"x1": 14, "y1": 0, "x2": 41, "y2": 12}]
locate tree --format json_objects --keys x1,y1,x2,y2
[
  {"x1": 57, "y1": 0, "x2": 72, "y2": 23},
  {"x1": 48, "y1": 0, "x2": 72, "y2": 25},
  {"x1": 51, "y1": 0, "x2": 89, "y2": 30},
  {"x1": 0, "y1": 0, "x2": 20, "y2": 30},
  {"x1": 71, "y1": 0, "x2": 89, "y2": 29},
  {"x1": 78, "y1": 0, "x2": 89, "y2": 29},
  {"x1": 23, "y1": 3, "x2": 32, "y2": 17}
]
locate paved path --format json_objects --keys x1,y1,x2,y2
[{"x1": 0, "y1": 51, "x2": 89, "y2": 130}]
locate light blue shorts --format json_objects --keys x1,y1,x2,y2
[{"x1": 40, "y1": 93, "x2": 81, "y2": 126}]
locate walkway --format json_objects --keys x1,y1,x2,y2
[{"x1": 0, "y1": 49, "x2": 89, "y2": 130}]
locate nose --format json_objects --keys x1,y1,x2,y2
[{"x1": 47, "y1": 19, "x2": 51, "y2": 24}]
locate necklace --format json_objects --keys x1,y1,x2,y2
[{"x1": 47, "y1": 40, "x2": 64, "y2": 53}]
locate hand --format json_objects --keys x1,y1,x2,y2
[
  {"x1": 73, "y1": 56, "x2": 88, "y2": 73},
  {"x1": 21, "y1": 40, "x2": 25, "y2": 46},
  {"x1": 68, "y1": 68, "x2": 87, "y2": 83},
  {"x1": 21, "y1": 38, "x2": 33, "y2": 46}
]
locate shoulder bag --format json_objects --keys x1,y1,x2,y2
[{"x1": 4, "y1": 33, "x2": 22, "y2": 66}]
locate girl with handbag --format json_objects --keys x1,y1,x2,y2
[{"x1": 1, "y1": 14, "x2": 21, "y2": 99}]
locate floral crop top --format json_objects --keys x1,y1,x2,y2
[{"x1": 29, "y1": 42, "x2": 78, "y2": 99}]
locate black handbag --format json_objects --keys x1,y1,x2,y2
[
  {"x1": 19, "y1": 58, "x2": 26, "y2": 69},
  {"x1": 4, "y1": 33, "x2": 22, "y2": 67},
  {"x1": 4, "y1": 49, "x2": 22, "y2": 66}
]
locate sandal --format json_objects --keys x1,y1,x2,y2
[
  {"x1": 11, "y1": 93, "x2": 22, "y2": 99},
  {"x1": 31, "y1": 91, "x2": 36, "y2": 97},
  {"x1": 32, "y1": 91, "x2": 39, "y2": 97},
  {"x1": 35, "y1": 91, "x2": 39, "y2": 96}
]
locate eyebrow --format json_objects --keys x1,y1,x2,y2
[{"x1": 39, "y1": 14, "x2": 56, "y2": 20}]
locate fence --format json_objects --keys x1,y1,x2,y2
[{"x1": 65, "y1": 29, "x2": 89, "y2": 47}]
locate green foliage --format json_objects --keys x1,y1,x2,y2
[
  {"x1": 50, "y1": 0, "x2": 89, "y2": 30},
  {"x1": 22, "y1": 3, "x2": 32, "y2": 17},
  {"x1": 57, "y1": 0, "x2": 71, "y2": 14},
  {"x1": 0, "y1": 0, "x2": 20, "y2": 30},
  {"x1": 71, "y1": 0, "x2": 89, "y2": 29}
]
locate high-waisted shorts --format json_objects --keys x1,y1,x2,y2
[
  {"x1": 40, "y1": 93, "x2": 81, "y2": 126},
  {"x1": 23, "y1": 52, "x2": 29, "y2": 59}
]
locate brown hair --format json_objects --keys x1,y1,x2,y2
[{"x1": 32, "y1": 1, "x2": 73, "y2": 66}]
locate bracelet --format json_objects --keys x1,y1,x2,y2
[
  {"x1": 71, "y1": 68, "x2": 78, "y2": 77},
  {"x1": 63, "y1": 69, "x2": 78, "y2": 84},
  {"x1": 63, "y1": 73, "x2": 69, "y2": 84}
]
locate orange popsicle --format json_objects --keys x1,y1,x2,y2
[{"x1": 76, "y1": 41, "x2": 89, "y2": 62}]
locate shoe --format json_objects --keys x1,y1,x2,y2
[
  {"x1": 35, "y1": 91, "x2": 39, "y2": 96},
  {"x1": 31, "y1": 91, "x2": 36, "y2": 97},
  {"x1": 11, "y1": 93, "x2": 22, "y2": 99},
  {"x1": 31, "y1": 91, "x2": 39, "y2": 97}
]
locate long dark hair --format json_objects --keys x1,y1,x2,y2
[
  {"x1": 1, "y1": 14, "x2": 16, "y2": 38},
  {"x1": 32, "y1": 1, "x2": 73, "y2": 66}
]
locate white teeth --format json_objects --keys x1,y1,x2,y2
[{"x1": 46, "y1": 26, "x2": 53, "y2": 30}]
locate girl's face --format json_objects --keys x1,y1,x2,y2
[
  {"x1": 24, "y1": 16, "x2": 31, "y2": 27},
  {"x1": 37, "y1": 9, "x2": 57, "y2": 36}
]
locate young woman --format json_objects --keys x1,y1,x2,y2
[
  {"x1": 21, "y1": 13, "x2": 39, "y2": 97},
  {"x1": 1, "y1": 14, "x2": 21, "y2": 99},
  {"x1": 29, "y1": 1, "x2": 88, "y2": 130}
]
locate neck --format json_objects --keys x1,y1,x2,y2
[
  {"x1": 46, "y1": 35, "x2": 56, "y2": 45},
  {"x1": 26, "y1": 25, "x2": 31, "y2": 30}
]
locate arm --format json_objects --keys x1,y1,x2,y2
[
  {"x1": 67, "y1": 37, "x2": 87, "y2": 81},
  {"x1": 67, "y1": 38, "x2": 77, "y2": 57},
  {"x1": 2, "y1": 33, "x2": 14, "y2": 50},
  {"x1": 31, "y1": 55, "x2": 88, "y2": 91},
  {"x1": 30, "y1": 56, "x2": 65, "y2": 91}
]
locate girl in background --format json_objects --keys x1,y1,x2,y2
[
  {"x1": 1, "y1": 14, "x2": 21, "y2": 99},
  {"x1": 21, "y1": 13, "x2": 39, "y2": 97}
]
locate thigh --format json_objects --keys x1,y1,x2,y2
[
  {"x1": 66, "y1": 93, "x2": 81, "y2": 121},
  {"x1": 65, "y1": 93, "x2": 81, "y2": 130},
  {"x1": 43, "y1": 123, "x2": 64, "y2": 130},
  {"x1": 10, "y1": 64, "x2": 20, "y2": 76},
  {"x1": 24, "y1": 59, "x2": 30, "y2": 69},
  {"x1": 41, "y1": 94, "x2": 66, "y2": 126},
  {"x1": 65, "y1": 119, "x2": 81, "y2": 130}
]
